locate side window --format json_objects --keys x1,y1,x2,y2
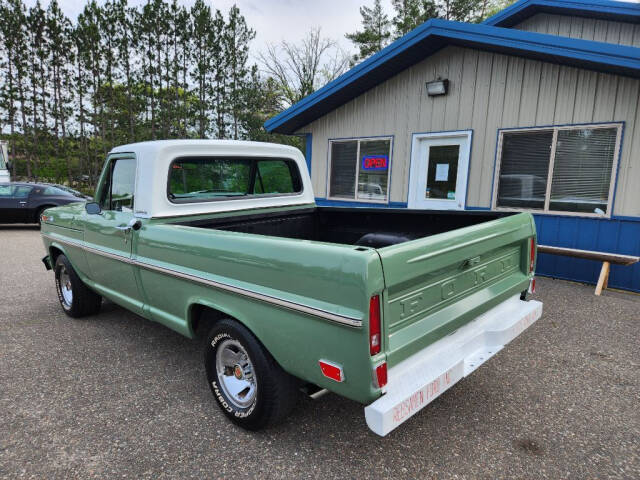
[
  {"x1": 99, "y1": 158, "x2": 136, "y2": 212},
  {"x1": 0, "y1": 185, "x2": 12, "y2": 197},
  {"x1": 42, "y1": 186, "x2": 69, "y2": 196},
  {"x1": 13, "y1": 186, "x2": 33, "y2": 199}
]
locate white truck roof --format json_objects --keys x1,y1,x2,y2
[{"x1": 109, "y1": 140, "x2": 314, "y2": 218}]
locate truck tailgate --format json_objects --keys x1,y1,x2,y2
[{"x1": 377, "y1": 212, "x2": 535, "y2": 366}]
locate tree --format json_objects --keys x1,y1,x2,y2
[
  {"x1": 211, "y1": 9, "x2": 227, "y2": 138},
  {"x1": 0, "y1": 0, "x2": 32, "y2": 177},
  {"x1": 391, "y1": 0, "x2": 437, "y2": 37},
  {"x1": 46, "y1": 0, "x2": 74, "y2": 182},
  {"x1": 390, "y1": 0, "x2": 505, "y2": 38},
  {"x1": 190, "y1": 0, "x2": 214, "y2": 138},
  {"x1": 224, "y1": 5, "x2": 255, "y2": 139},
  {"x1": 241, "y1": 71, "x2": 303, "y2": 150},
  {"x1": 482, "y1": 0, "x2": 517, "y2": 21},
  {"x1": 258, "y1": 28, "x2": 349, "y2": 109},
  {"x1": 110, "y1": 0, "x2": 137, "y2": 142},
  {"x1": 438, "y1": 0, "x2": 490, "y2": 22},
  {"x1": 26, "y1": 0, "x2": 49, "y2": 178},
  {"x1": 345, "y1": 0, "x2": 391, "y2": 63},
  {"x1": 0, "y1": 0, "x2": 309, "y2": 187},
  {"x1": 76, "y1": 0, "x2": 106, "y2": 181}
]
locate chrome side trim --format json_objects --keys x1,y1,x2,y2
[
  {"x1": 41, "y1": 233, "x2": 363, "y2": 327},
  {"x1": 134, "y1": 260, "x2": 363, "y2": 327}
]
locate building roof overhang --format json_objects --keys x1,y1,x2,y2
[
  {"x1": 265, "y1": 17, "x2": 640, "y2": 135},
  {"x1": 483, "y1": 0, "x2": 640, "y2": 28}
]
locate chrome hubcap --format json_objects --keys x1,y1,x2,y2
[
  {"x1": 59, "y1": 266, "x2": 73, "y2": 307},
  {"x1": 215, "y1": 339, "x2": 257, "y2": 409}
]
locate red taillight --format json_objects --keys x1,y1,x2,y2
[
  {"x1": 369, "y1": 295, "x2": 381, "y2": 356},
  {"x1": 319, "y1": 360, "x2": 344, "y2": 382},
  {"x1": 529, "y1": 237, "x2": 536, "y2": 273},
  {"x1": 374, "y1": 362, "x2": 387, "y2": 388}
]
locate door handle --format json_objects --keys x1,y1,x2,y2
[
  {"x1": 19, "y1": 201, "x2": 27, "y2": 205},
  {"x1": 115, "y1": 218, "x2": 142, "y2": 233}
]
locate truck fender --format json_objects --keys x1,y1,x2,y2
[
  {"x1": 186, "y1": 296, "x2": 254, "y2": 339},
  {"x1": 47, "y1": 242, "x2": 93, "y2": 286}
]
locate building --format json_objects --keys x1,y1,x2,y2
[{"x1": 264, "y1": 0, "x2": 640, "y2": 293}]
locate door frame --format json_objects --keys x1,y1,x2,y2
[
  {"x1": 407, "y1": 130, "x2": 472, "y2": 210},
  {"x1": 84, "y1": 153, "x2": 144, "y2": 315}
]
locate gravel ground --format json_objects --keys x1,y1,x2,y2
[{"x1": 0, "y1": 225, "x2": 638, "y2": 479}]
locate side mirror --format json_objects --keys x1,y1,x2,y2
[{"x1": 85, "y1": 202, "x2": 102, "y2": 215}]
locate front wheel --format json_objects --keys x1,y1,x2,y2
[
  {"x1": 54, "y1": 254, "x2": 102, "y2": 318},
  {"x1": 205, "y1": 319, "x2": 298, "y2": 430}
]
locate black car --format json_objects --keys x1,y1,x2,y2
[{"x1": 0, "y1": 182, "x2": 88, "y2": 224}]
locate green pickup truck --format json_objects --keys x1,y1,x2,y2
[{"x1": 40, "y1": 140, "x2": 542, "y2": 436}]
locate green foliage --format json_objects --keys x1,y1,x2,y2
[
  {"x1": 390, "y1": 0, "x2": 507, "y2": 38},
  {"x1": 0, "y1": 0, "x2": 304, "y2": 189},
  {"x1": 483, "y1": 0, "x2": 518, "y2": 21},
  {"x1": 0, "y1": 0, "x2": 515, "y2": 189},
  {"x1": 348, "y1": 0, "x2": 512, "y2": 60},
  {"x1": 346, "y1": 0, "x2": 391, "y2": 63},
  {"x1": 391, "y1": 0, "x2": 437, "y2": 37}
]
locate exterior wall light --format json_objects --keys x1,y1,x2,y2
[{"x1": 426, "y1": 79, "x2": 449, "y2": 96}]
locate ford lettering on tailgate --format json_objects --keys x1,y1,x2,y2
[{"x1": 389, "y1": 247, "x2": 520, "y2": 330}]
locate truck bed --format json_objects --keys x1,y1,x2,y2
[
  {"x1": 154, "y1": 206, "x2": 536, "y2": 401},
  {"x1": 177, "y1": 207, "x2": 515, "y2": 247}
]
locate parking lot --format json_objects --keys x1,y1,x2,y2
[{"x1": 0, "y1": 225, "x2": 638, "y2": 479}]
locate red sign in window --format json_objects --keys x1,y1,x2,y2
[{"x1": 362, "y1": 155, "x2": 389, "y2": 171}]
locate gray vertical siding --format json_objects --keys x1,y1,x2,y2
[
  {"x1": 514, "y1": 13, "x2": 640, "y2": 47},
  {"x1": 299, "y1": 46, "x2": 640, "y2": 217}
]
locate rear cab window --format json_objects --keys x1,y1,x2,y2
[{"x1": 168, "y1": 156, "x2": 302, "y2": 203}]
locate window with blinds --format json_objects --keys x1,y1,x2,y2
[
  {"x1": 495, "y1": 124, "x2": 621, "y2": 216},
  {"x1": 328, "y1": 137, "x2": 392, "y2": 202}
]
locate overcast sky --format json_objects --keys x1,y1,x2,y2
[
  {"x1": 23, "y1": 0, "x2": 397, "y2": 57},
  {"x1": 22, "y1": 0, "x2": 640, "y2": 58}
]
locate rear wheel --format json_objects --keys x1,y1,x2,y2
[
  {"x1": 205, "y1": 318, "x2": 298, "y2": 430},
  {"x1": 54, "y1": 254, "x2": 102, "y2": 318}
]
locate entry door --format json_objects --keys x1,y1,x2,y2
[
  {"x1": 408, "y1": 131, "x2": 471, "y2": 210},
  {"x1": 84, "y1": 155, "x2": 144, "y2": 315}
]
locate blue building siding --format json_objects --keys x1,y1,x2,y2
[
  {"x1": 315, "y1": 198, "x2": 408, "y2": 209},
  {"x1": 534, "y1": 215, "x2": 640, "y2": 292}
]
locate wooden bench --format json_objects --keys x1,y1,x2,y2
[{"x1": 537, "y1": 245, "x2": 639, "y2": 295}]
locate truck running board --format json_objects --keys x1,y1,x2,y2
[{"x1": 364, "y1": 294, "x2": 543, "y2": 436}]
